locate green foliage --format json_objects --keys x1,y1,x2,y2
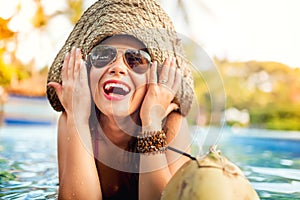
[
  {"x1": 0, "y1": 63, "x2": 13, "y2": 86},
  {"x1": 15, "y1": 66, "x2": 31, "y2": 80},
  {"x1": 193, "y1": 58, "x2": 300, "y2": 130},
  {"x1": 221, "y1": 61, "x2": 300, "y2": 130},
  {"x1": 0, "y1": 49, "x2": 32, "y2": 87},
  {"x1": 266, "y1": 118, "x2": 300, "y2": 131},
  {"x1": 250, "y1": 104, "x2": 300, "y2": 130},
  {"x1": 0, "y1": 63, "x2": 31, "y2": 86}
]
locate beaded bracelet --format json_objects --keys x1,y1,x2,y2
[{"x1": 137, "y1": 130, "x2": 167, "y2": 154}]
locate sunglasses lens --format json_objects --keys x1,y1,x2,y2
[
  {"x1": 89, "y1": 45, "x2": 151, "y2": 74},
  {"x1": 125, "y1": 49, "x2": 151, "y2": 74},
  {"x1": 90, "y1": 46, "x2": 117, "y2": 68}
]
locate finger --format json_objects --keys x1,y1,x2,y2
[
  {"x1": 167, "y1": 57, "x2": 176, "y2": 86},
  {"x1": 149, "y1": 61, "x2": 158, "y2": 84},
  {"x1": 62, "y1": 52, "x2": 70, "y2": 81},
  {"x1": 74, "y1": 48, "x2": 82, "y2": 81},
  {"x1": 159, "y1": 57, "x2": 171, "y2": 84},
  {"x1": 48, "y1": 82, "x2": 62, "y2": 101},
  {"x1": 172, "y1": 68, "x2": 182, "y2": 93},
  {"x1": 67, "y1": 47, "x2": 76, "y2": 80},
  {"x1": 165, "y1": 103, "x2": 179, "y2": 117},
  {"x1": 79, "y1": 59, "x2": 88, "y2": 83},
  {"x1": 74, "y1": 60, "x2": 86, "y2": 94}
]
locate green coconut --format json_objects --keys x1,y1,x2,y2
[{"x1": 161, "y1": 146, "x2": 260, "y2": 200}]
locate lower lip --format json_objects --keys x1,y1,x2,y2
[{"x1": 102, "y1": 89, "x2": 127, "y2": 101}]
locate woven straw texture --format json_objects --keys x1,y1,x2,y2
[{"x1": 47, "y1": 0, "x2": 194, "y2": 116}]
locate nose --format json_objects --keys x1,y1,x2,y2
[{"x1": 107, "y1": 55, "x2": 128, "y2": 75}]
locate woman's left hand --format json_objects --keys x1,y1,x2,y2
[{"x1": 140, "y1": 57, "x2": 182, "y2": 130}]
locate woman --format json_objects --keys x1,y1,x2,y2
[{"x1": 47, "y1": 1, "x2": 194, "y2": 199}]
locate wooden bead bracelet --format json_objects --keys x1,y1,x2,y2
[{"x1": 137, "y1": 130, "x2": 167, "y2": 154}]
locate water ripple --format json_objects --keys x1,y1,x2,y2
[
  {"x1": 252, "y1": 181, "x2": 300, "y2": 194},
  {"x1": 251, "y1": 166, "x2": 300, "y2": 181}
]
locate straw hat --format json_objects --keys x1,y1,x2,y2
[{"x1": 47, "y1": 0, "x2": 194, "y2": 116}]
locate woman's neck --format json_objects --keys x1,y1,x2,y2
[{"x1": 98, "y1": 113, "x2": 140, "y2": 148}]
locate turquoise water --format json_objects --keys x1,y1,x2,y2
[
  {"x1": 218, "y1": 128, "x2": 300, "y2": 200},
  {"x1": 0, "y1": 126, "x2": 58, "y2": 199},
  {"x1": 1, "y1": 125, "x2": 300, "y2": 199},
  {"x1": 1, "y1": 96, "x2": 300, "y2": 199}
]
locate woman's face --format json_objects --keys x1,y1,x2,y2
[{"x1": 89, "y1": 35, "x2": 149, "y2": 118}]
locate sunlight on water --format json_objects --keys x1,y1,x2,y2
[
  {"x1": 253, "y1": 181, "x2": 300, "y2": 194},
  {"x1": 251, "y1": 167, "x2": 300, "y2": 181}
]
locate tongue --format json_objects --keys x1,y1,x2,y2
[{"x1": 107, "y1": 87, "x2": 127, "y2": 96}]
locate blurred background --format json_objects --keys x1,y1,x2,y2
[{"x1": 0, "y1": 0, "x2": 300, "y2": 199}]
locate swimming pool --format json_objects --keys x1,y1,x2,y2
[
  {"x1": 0, "y1": 126, "x2": 58, "y2": 199},
  {"x1": 1, "y1": 125, "x2": 300, "y2": 199},
  {"x1": 217, "y1": 127, "x2": 300, "y2": 199}
]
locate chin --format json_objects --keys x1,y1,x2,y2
[{"x1": 96, "y1": 102, "x2": 137, "y2": 118}]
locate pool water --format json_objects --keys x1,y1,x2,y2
[
  {"x1": 218, "y1": 128, "x2": 300, "y2": 200},
  {"x1": 0, "y1": 126, "x2": 58, "y2": 199},
  {"x1": 1, "y1": 125, "x2": 300, "y2": 199}
]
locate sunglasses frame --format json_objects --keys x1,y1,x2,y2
[{"x1": 87, "y1": 45, "x2": 152, "y2": 74}]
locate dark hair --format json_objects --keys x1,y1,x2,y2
[{"x1": 86, "y1": 45, "x2": 141, "y2": 192}]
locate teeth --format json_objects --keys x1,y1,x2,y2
[{"x1": 104, "y1": 83, "x2": 130, "y2": 93}]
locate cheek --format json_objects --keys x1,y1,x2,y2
[
  {"x1": 128, "y1": 73, "x2": 148, "y2": 109},
  {"x1": 131, "y1": 77, "x2": 148, "y2": 107},
  {"x1": 129, "y1": 72, "x2": 149, "y2": 91},
  {"x1": 129, "y1": 86, "x2": 147, "y2": 113}
]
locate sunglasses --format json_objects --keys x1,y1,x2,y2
[{"x1": 87, "y1": 45, "x2": 152, "y2": 74}]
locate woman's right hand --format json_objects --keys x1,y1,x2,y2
[
  {"x1": 48, "y1": 47, "x2": 91, "y2": 123},
  {"x1": 54, "y1": 50, "x2": 101, "y2": 199},
  {"x1": 140, "y1": 57, "x2": 181, "y2": 131}
]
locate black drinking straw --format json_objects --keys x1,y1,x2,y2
[{"x1": 167, "y1": 146, "x2": 201, "y2": 168}]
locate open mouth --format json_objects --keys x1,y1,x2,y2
[{"x1": 103, "y1": 81, "x2": 131, "y2": 97}]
